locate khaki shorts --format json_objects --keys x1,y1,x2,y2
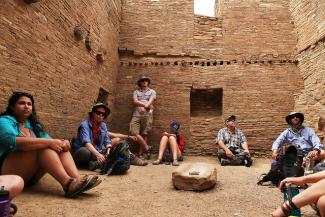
[{"x1": 129, "y1": 115, "x2": 153, "y2": 135}]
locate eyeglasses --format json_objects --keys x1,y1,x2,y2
[{"x1": 94, "y1": 111, "x2": 106, "y2": 116}]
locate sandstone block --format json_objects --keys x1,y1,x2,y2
[{"x1": 172, "y1": 162, "x2": 217, "y2": 191}]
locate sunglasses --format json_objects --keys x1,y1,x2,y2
[{"x1": 94, "y1": 111, "x2": 106, "y2": 116}]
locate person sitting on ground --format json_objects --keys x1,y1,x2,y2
[
  {"x1": 72, "y1": 103, "x2": 147, "y2": 171},
  {"x1": 152, "y1": 121, "x2": 184, "y2": 166},
  {"x1": 129, "y1": 75, "x2": 156, "y2": 159},
  {"x1": 0, "y1": 175, "x2": 24, "y2": 216},
  {"x1": 272, "y1": 112, "x2": 325, "y2": 163},
  {"x1": 73, "y1": 102, "x2": 113, "y2": 169},
  {"x1": 272, "y1": 171, "x2": 325, "y2": 217},
  {"x1": 0, "y1": 92, "x2": 99, "y2": 198},
  {"x1": 216, "y1": 115, "x2": 252, "y2": 167}
]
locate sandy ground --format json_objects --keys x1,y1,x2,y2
[{"x1": 14, "y1": 156, "x2": 318, "y2": 217}]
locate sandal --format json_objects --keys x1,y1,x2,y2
[
  {"x1": 84, "y1": 175, "x2": 102, "y2": 192},
  {"x1": 152, "y1": 159, "x2": 162, "y2": 165},
  {"x1": 172, "y1": 159, "x2": 179, "y2": 166},
  {"x1": 272, "y1": 201, "x2": 297, "y2": 217},
  {"x1": 64, "y1": 176, "x2": 91, "y2": 198},
  {"x1": 9, "y1": 203, "x2": 17, "y2": 216}
]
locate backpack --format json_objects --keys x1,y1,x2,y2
[
  {"x1": 100, "y1": 140, "x2": 131, "y2": 175},
  {"x1": 258, "y1": 144, "x2": 304, "y2": 186}
]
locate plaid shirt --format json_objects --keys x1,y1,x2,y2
[{"x1": 217, "y1": 127, "x2": 247, "y2": 150}]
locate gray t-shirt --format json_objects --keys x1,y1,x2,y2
[{"x1": 132, "y1": 88, "x2": 156, "y2": 117}]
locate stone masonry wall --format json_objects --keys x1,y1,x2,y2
[
  {"x1": 115, "y1": 0, "x2": 301, "y2": 155},
  {"x1": 112, "y1": 59, "x2": 302, "y2": 155},
  {"x1": 0, "y1": 0, "x2": 122, "y2": 138},
  {"x1": 289, "y1": 0, "x2": 325, "y2": 141}
]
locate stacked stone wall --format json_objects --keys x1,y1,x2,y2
[
  {"x1": 112, "y1": 59, "x2": 302, "y2": 155},
  {"x1": 0, "y1": 0, "x2": 122, "y2": 138},
  {"x1": 289, "y1": 0, "x2": 325, "y2": 141},
  {"x1": 116, "y1": 0, "x2": 301, "y2": 155}
]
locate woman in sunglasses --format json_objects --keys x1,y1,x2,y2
[
  {"x1": 72, "y1": 103, "x2": 112, "y2": 170},
  {"x1": 0, "y1": 92, "x2": 100, "y2": 198},
  {"x1": 152, "y1": 121, "x2": 184, "y2": 166}
]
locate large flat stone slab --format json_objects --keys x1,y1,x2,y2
[{"x1": 172, "y1": 162, "x2": 217, "y2": 191}]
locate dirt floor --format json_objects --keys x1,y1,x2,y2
[{"x1": 14, "y1": 156, "x2": 318, "y2": 217}]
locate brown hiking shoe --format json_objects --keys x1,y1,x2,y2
[
  {"x1": 143, "y1": 146, "x2": 152, "y2": 160},
  {"x1": 130, "y1": 154, "x2": 148, "y2": 166}
]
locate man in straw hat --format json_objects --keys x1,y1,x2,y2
[
  {"x1": 129, "y1": 75, "x2": 156, "y2": 159},
  {"x1": 216, "y1": 115, "x2": 252, "y2": 167}
]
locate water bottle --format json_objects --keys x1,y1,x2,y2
[
  {"x1": 0, "y1": 186, "x2": 10, "y2": 217},
  {"x1": 283, "y1": 184, "x2": 301, "y2": 216},
  {"x1": 304, "y1": 156, "x2": 314, "y2": 175}
]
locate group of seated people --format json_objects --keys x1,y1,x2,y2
[
  {"x1": 214, "y1": 112, "x2": 325, "y2": 216},
  {"x1": 1, "y1": 91, "x2": 325, "y2": 216},
  {"x1": 0, "y1": 92, "x2": 185, "y2": 215}
]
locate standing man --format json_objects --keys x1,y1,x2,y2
[
  {"x1": 216, "y1": 115, "x2": 252, "y2": 167},
  {"x1": 130, "y1": 75, "x2": 156, "y2": 159}
]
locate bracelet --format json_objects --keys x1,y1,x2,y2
[{"x1": 127, "y1": 135, "x2": 130, "y2": 139}]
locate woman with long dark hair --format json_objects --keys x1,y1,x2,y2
[
  {"x1": 0, "y1": 92, "x2": 100, "y2": 198},
  {"x1": 152, "y1": 121, "x2": 184, "y2": 166}
]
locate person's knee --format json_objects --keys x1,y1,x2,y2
[
  {"x1": 317, "y1": 195, "x2": 325, "y2": 210},
  {"x1": 168, "y1": 136, "x2": 176, "y2": 142},
  {"x1": 112, "y1": 138, "x2": 121, "y2": 146},
  {"x1": 72, "y1": 147, "x2": 92, "y2": 164},
  {"x1": 11, "y1": 175, "x2": 24, "y2": 195}
]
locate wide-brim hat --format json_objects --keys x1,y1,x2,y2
[
  {"x1": 285, "y1": 112, "x2": 304, "y2": 124},
  {"x1": 90, "y1": 102, "x2": 110, "y2": 118},
  {"x1": 225, "y1": 115, "x2": 236, "y2": 122},
  {"x1": 137, "y1": 75, "x2": 151, "y2": 86}
]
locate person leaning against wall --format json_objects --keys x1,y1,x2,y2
[
  {"x1": 215, "y1": 115, "x2": 252, "y2": 167},
  {"x1": 129, "y1": 75, "x2": 156, "y2": 160},
  {"x1": 0, "y1": 92, "x2": 100, "y2": 199}
]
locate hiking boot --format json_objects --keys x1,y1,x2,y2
[
  {"x1": 172, "y1": 159, "x2": 179, "y2": 166},
  {"x1": 143, "y1": 146, "x2": 152, "y2": 160},
  {"x1": 244, "y1": 159, "x2": 253, "y2": 167},
  {"x1": 89, "y1": 161, "x2": 100, "y2": 171},
  {"x1": 220, "y1": 159, "x2": 230, "y2": 166},
  {"x1": 130, "y1": 154, "x2": 148, "y2": 166}
]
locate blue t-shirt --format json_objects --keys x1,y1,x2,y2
[{"x1": 0, "y1": 115, "x2": 51, "y2": 159}]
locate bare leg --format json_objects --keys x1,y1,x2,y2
[
  {"x1": 58, "y1": 151, "x2": 80, "y2": 179},
  {"x1": 168, "y1": 136, "x2": 181, "y2": 161},
  {"x1": 112, "y1": 138, "x2": 121, "y2": 147},
  {"x1": 2, "y1": 150, "x2": 71, "y2": 187},
  {"x1": 134, "y1": 134, "x2": 149, "y2": 155},
  {"x1": 272, "y1": 179, "x2": 325, "y2": 216},
  {"x1": 157, "y1": 136, "x2": 169, "y2": 160},
  {"x1": 152, "y1": 136, "x2": 168, "y2": 164},
  {"x1": 0, "y1": 175, "x2": 24, "y2": 199},
  {"x1": 317, "y1": 195, "x2": 325, "y2": 217}
]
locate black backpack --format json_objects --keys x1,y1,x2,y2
[
  {"x1": 258, "y1": 144, "x2": 304, "y2": 186},
  {"x1": 100, "y1": 140, "x2": 131, "y2": 175}
]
